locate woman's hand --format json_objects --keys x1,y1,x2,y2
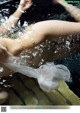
[{"x1": 19, "y1": 0, "x2": 33, "y2": 11}]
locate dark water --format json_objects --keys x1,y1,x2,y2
[{"x1": 0, "y1": 0, "x2": 80, "y2": 97}]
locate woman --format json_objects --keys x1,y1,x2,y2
[
  {"x1": 0, "y1": 0, "x2": 80, "y2": 103},
  {"x1": 0, "y1": 0, "x2": 32, "y2": 104},
  {"x1": 0, "y1": 0, "x2": 33, "y2": 77},
  {"x1": 0, "y1": 0, "x2": 80, "y2": 62},
  {"x1": 0, "y1": 0, "x2": 32, "y2": 34}
]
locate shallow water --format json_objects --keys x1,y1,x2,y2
[{"x1": 0, "y1": 0, "x2": 80, "y2": 97}]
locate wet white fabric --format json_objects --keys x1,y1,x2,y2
[
  {"x1": 0, "y1": 45, "x2": 70, "y2": 92},
  {"x1": 37, "y1": 63, "x2": 70, "y2": 92},
  {"x1": 3, "y1": 55, "x2": 70, "y2": 92}
]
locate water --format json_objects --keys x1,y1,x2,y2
[
  {"x1": 0, "y1": 44, "x2": 70, "y2": 92},
  {"x1": 0, "y1": 0, "x2": 9, "y2": 4},
  {"x1": 2, "y1": 54, "x2": 70, "y2": 92},
  {"x1": 0, "y1": 0, "x2": 80, "y2": 96}
]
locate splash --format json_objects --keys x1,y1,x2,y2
[
  {"x1": 1, "y1": 50, "x2": 70, "y2": 92},
  {"x1": 0, "y1": 10, "x2": 71, "y2": 92}
]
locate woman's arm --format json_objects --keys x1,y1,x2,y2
[
  {"x1": 0, "y1": 0, "x2": 32, "y2": 34},
  {"x1": 0, "y1": 19, "x2": 80, "y2": 61},
  {"x1": 1, "y1": 20, "x2": 80, "y2": 56},
  {"x1": 53, "y1": 0, "x2": 80, "y2": 22}
]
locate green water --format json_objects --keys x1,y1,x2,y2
[{"x1": 65, "y1": 0, "x2": 80, "y2": 3}]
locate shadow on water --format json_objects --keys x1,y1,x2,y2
[{"x1": 0, "y1": 0, "x2": 80, "y2": 97}]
